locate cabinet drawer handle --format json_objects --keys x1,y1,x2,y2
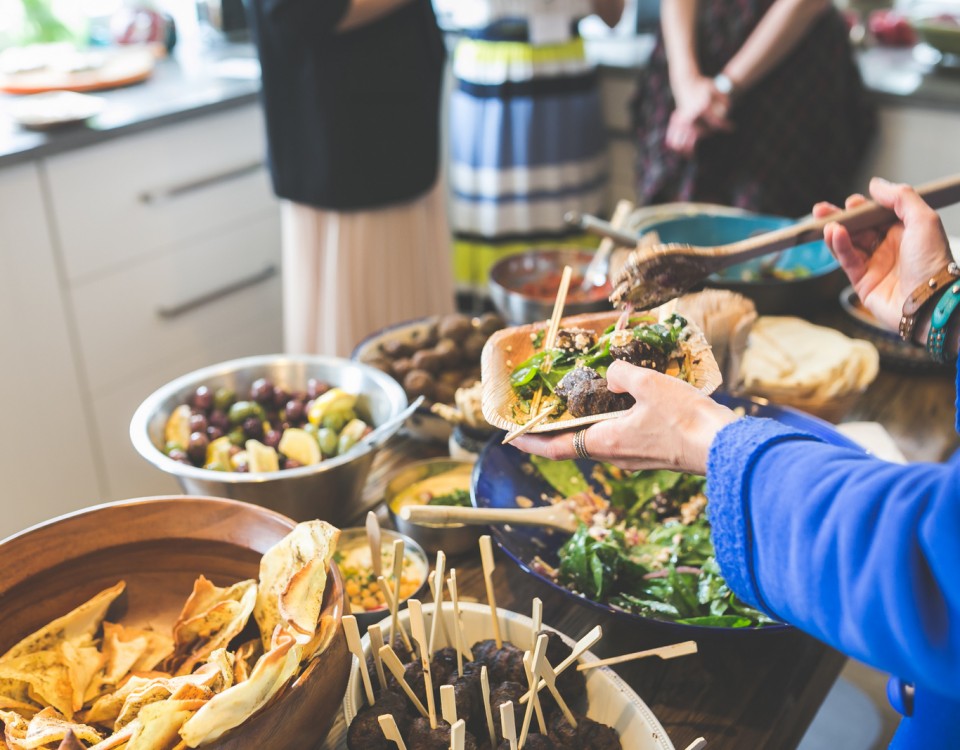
[
  {"x1": 139, "y1": 161, "x2": 263, "y2": 204},
  {"x1": 156, "y1": 264, "x2": 277, "y2": 319}
]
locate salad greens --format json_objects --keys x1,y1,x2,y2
[
  {"x1": 428, "y1": 488, "x2": 472, "y2": 507},
  {"x1": 510, "y1": 314, "x2": 689, "y2": 399},
  {"x1": 533, "y1": 458, "x2": 775, "y2": 628}
]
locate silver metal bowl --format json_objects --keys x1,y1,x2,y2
[
  {"x1": 488, "y1": 248, "x2": 614, "y2": 325},
  {"x1": 385, "y1": 458, "x2": 481, "y2": 556},
  {"x1": 130, "y1": 354, "x2": 407, "y2": 524}
]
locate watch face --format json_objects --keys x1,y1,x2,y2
[{"x1": 714, "y1": 74, "x2": 733, "y2": 95}]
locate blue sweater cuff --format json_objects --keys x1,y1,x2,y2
[{"x1": 706, "y1": 417, "x2": 824, "y2": 616}]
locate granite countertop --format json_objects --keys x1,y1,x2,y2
[
  {"x1": 0, "y1": 43, "x2": 261, "y2": 168},
  {"x1": 0, "y1": 35, "x2": 957, "y2": 168}
]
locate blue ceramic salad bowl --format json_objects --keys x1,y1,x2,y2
[
  {"x1": 472, "y1": 393, "x2": 863, "y2": 640},
  {"x1": 635, "y1": 213, "x2": 844, "y2": 316}
]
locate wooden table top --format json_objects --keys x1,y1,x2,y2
[{"x1": 350, "y1": 360, "x2": 958, "y2": 750}]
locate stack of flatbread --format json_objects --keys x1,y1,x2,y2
[{"x1": 740, "y1": 317, "x2": 879, "y2": 419}]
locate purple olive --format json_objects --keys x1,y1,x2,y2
[
  {"x1": 242, "y1": 416, "x2": 264, "y2": 440},
  {"x1": 284, "y1": 458, "x2": 302, "y2": 470},
  {"x1": 263, "y1": 429, "x2": 282, "y2": 449},
  {"x1": 250, "y1": 378, "x2": 274, "y2": 405},
  {"x1": 168, "y1": 448, "x2": 190, "y2": 465},
  {"x1": 235, "y1": 463, "x2": 250, "y2": 473},
  {"x1": 187, "y1": 432, "x2": 209, "y2": 466},
  {"x1": 192, "y1": 385, "x2": 213, "y2": 412},
  {"x1": 189, "y1": 413, "x2": 209, "y2": 434},
  {"x1": 273, "y1": 386, "x2": 290, "y2": 410},
  {"x1": 307, "y1": 378, "x2": 329, "y2": 400},
  {"x1": 209, "y1": 409, "x2": 229, "y2": 431},
  {"x1": 285, "y1": 399, "x2": 306, "y2": 424},
  {"x1": 207, "y1": 425, "x2": 224, "y2": 442}
]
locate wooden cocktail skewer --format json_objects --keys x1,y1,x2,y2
[
  {"x1": 480, "y1": 665, "x2": 496, "y2": 749},
  {"x1": 500, "y1": 701, "x2": 518, "y2": 750},
  {"x1": 446, "y1": 569, "x2": 473, "y2": 672},
  {"x1": 518, "y1": 635, "x2": 547, "y2": 748},
  {"x1": 428, "y1": 551, "x2": 447, "y2": 655},
  {"x1": 535, "y1": 635, "x2": 577, "y2": 729},
  {"x1": 408, "y1": 599, "x2": 438, "y2": 729},
  {"x1": 479, "y1": 535, "x2": 502, "y2": 648},
  {"x1": 390, "y1": 538, "x2": 408, "y2": 652},
  {"x1": 379, "y1": 645, "x2": 428, "y2": 718},
  {"x1": 343, "y1": 615, "x2": 375, "y2": 707},
  {"x1": 367, "y1": 510, "x2": 382, "y2": 579},
  {"x1": 378, "y1": 714, "x2": 408, "y2": 750},
  {"x1": 428, "y1": 575, "x2": 453, "y2": 648},
  {"x1": 502, "y1": 265, "x2": 572, "y2": 445},
  {"x1": 522, "y1": 652, "x2": 546, "y2": 734},
  {"x1": 530, "y1": 598, "x2": 542, "y2": 652},
  {"x1": 578, "y1": 640, "x2": 698, "y2": 671},
  {"x1": 450, "y1": 719, "x2": 466, "y2": 750},
  {"x1": 520, "y1": 625, "x2": 602, "y2": 704},
  {"x1": 683, "y1": 739, "x2": 707, "y2": 750},
  {"x1": 378, "y1": 575, "x2": 413, "y2": 652},
  {"x1": 439, "y1": 684, "x2": 457, "y2": 726},
  {"x1": 368, "y1": 623, "x2": 388, "y2": 690}
]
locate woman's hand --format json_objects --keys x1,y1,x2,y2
[
  {"x1": 665, "y1": 75, "x2": 733, "y2": 157},
  {"x1": 813, "y1": 177, "x2": 952, "y2": 331},
  {"x1": 513, "y1": 360, "x2": 737, "y2": 475}
]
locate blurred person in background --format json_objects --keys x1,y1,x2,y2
[
  {"x1": 515, "y1": 178, "x2": 960, "y2": 749},
  {"x1": 248, "y1": 0, "x2": 455, "y2": 357},
  {"x1": 447, "y1": 0, "x2": 624, "y2": 309},
  {"x1": 632, "y1": 0, "x2": 876, "y2": 216}
]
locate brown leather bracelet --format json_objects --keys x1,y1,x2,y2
[{"x1": 900, "y1": 261, "x2": 960, "y2": 342}]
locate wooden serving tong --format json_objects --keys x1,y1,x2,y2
[
  {"x1": 601, "y1": 174, "x2": 960, "y2": 310},
  {"x1": 399, "y1": 503, "x2": 579, "y2": 533}
]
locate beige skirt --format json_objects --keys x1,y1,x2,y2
[{"x1": 281, "y1": 181, "x2": 455, "y2": 357}]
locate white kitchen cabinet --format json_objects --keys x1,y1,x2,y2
[
  {"x1": 861, "y1": 104, "x2": 960, "y2": 237},
  {"x1": 0, "y1": 102, "x2": 283, "y2": 521},
  {"x1": 0, "y1": 163, "x2": 101, "y2": 539}
]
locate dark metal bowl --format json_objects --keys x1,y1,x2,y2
[{"x1": 488, "y1": 248, "x2": 614, "y2": 325}]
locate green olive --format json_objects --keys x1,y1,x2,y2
[
  {"x1": 317, "y1": 428, "x2": 338, "y2": 458},
  {"x1": 228, "y1": 427, "x2": 247, "y2": 446},
  {"x1": 228, "y1": 400, "x2": 265, "y2": 425},
  {"x1": 213, "y1": 387, "x2": 236, "y2": 412},
  {"x1": 322, "y1": 412, "x2": 349, "y2": 433}
]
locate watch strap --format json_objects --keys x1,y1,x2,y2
[{"x1": 926, "y1": 280, "x2": 960, "y2": 363}]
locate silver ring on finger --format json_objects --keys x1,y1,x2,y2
[{"x1": 573, "y1": 428, "x2": 591, "y2": 461}]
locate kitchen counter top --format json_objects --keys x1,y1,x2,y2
[
  {"x1": 0, "y1": 35, "x2": 957, "y2": 169},
  {"x1": 0, "y1": 43, "x2": 261, "y2": 168}
]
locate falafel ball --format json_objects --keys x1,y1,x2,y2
[
  {"x1": 477, "y1": 312, "x2": 505, "y2": 336},
  {"x1": 381, "y1": 339, "x2": 414, "y2": 359},
  {"x1": 392, "y1": 357, "x2": 416, "y2": 380},
  {"x1": 434, "y1": 338, "x2": 461, "y2": 368},
  {"x1": 609, "y1": 339, "x2": 668, "y2": 372},
  {"x1": 462, "y1": 332, "x2": 488, "y2": 362},
  {"x1": 412, "y1": 348, "x2": 444, "y2": 374},
  {"x1": 403, "y1": 369, "x2": 436, "y2": 400},
  {"x1": 439, "y1": 314, "x2": 474, "y2": 342}
]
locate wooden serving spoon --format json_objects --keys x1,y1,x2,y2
[
  {"x1": 399, "y1": 503, "x2": 579, "y2": 533},
  {"x1": 610, "y1": 174, "x2": 960, "y2": 310}
]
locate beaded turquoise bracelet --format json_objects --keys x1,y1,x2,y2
[{"x1": 926, "y1": 281, "x2": 960, "y2": 363}]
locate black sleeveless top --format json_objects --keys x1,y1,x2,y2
[{"x1": 249, "y1": 0, "x2": 446, "y2": 210}]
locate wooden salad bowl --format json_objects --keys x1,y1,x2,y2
[
  {"x1": 480, "y1": 310, "x2": 722, "y2": 434},
  {"x1": 0, "y1": 496, "x2": 350, "y2": 750}
]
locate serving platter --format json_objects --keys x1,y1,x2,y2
[
  {"x1": 323, "y1": 602, "x2": 675, "y2": 750},
  {"x1": 473, "y1": 394, "x2": 864, "y2": 640},
  {"x1": 480, "y1": 311, "x2": 722, "y2": 434}
]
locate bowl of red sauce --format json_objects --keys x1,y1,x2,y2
[{"x1": 488, "y1": 248, "x2": 614, "y2": 325}]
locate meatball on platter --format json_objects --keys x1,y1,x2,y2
[{"x1": 326, "y1": 602, "x2": 674, "y2": 750}]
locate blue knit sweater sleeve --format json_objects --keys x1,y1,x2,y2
[{"x1": 706, "y1": 407, "x2": 960, "y2": 699}]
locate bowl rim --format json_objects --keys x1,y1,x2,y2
[
  {"x1": 487, "y1": 246, "x2": 609, "y2": 291},
  {"x1": 0, "y1": 494, "x2": 297, "y2": 549},
  {"x1": 129, "y1": 354, "x2": 408, "y2": 484},
  {"x1": 383, "y1": 457, "x2": 476, "y2": 530}
]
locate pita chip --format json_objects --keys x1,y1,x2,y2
[
  {"x1": 125, "y1": 700, "x2": 206, "y2": 750},
  {"x1": 19, "y1": 707, "x2": 102, "y2": 749},
  {"x1": 254, "y1": 521, "x2": 339, "y2": 648},
  {"x1": 178, "y1": 630, "x2": 300, "y2": 747},
  {"x1": 0, "y1": 583, "x2": 125, "y2": 663}
]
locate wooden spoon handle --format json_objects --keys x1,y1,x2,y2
[
  {"x1": 401, "y1": 504, "x2": 575, "y2": 531},
  {"x1": 731, "y1": 174, "x2": 960, "y2": 261}
]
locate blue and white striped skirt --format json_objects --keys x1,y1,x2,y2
[{"x1": 450, "y1": 36, "x2": 608, "y2": 294}]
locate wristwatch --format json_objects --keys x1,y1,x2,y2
[{"x1": 713, "y1": 73, "x2": 736, "y2": 98}]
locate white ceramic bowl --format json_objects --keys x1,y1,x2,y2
[{"x1": 336, "y1": 602, "x2": 675, "y2": 750}]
